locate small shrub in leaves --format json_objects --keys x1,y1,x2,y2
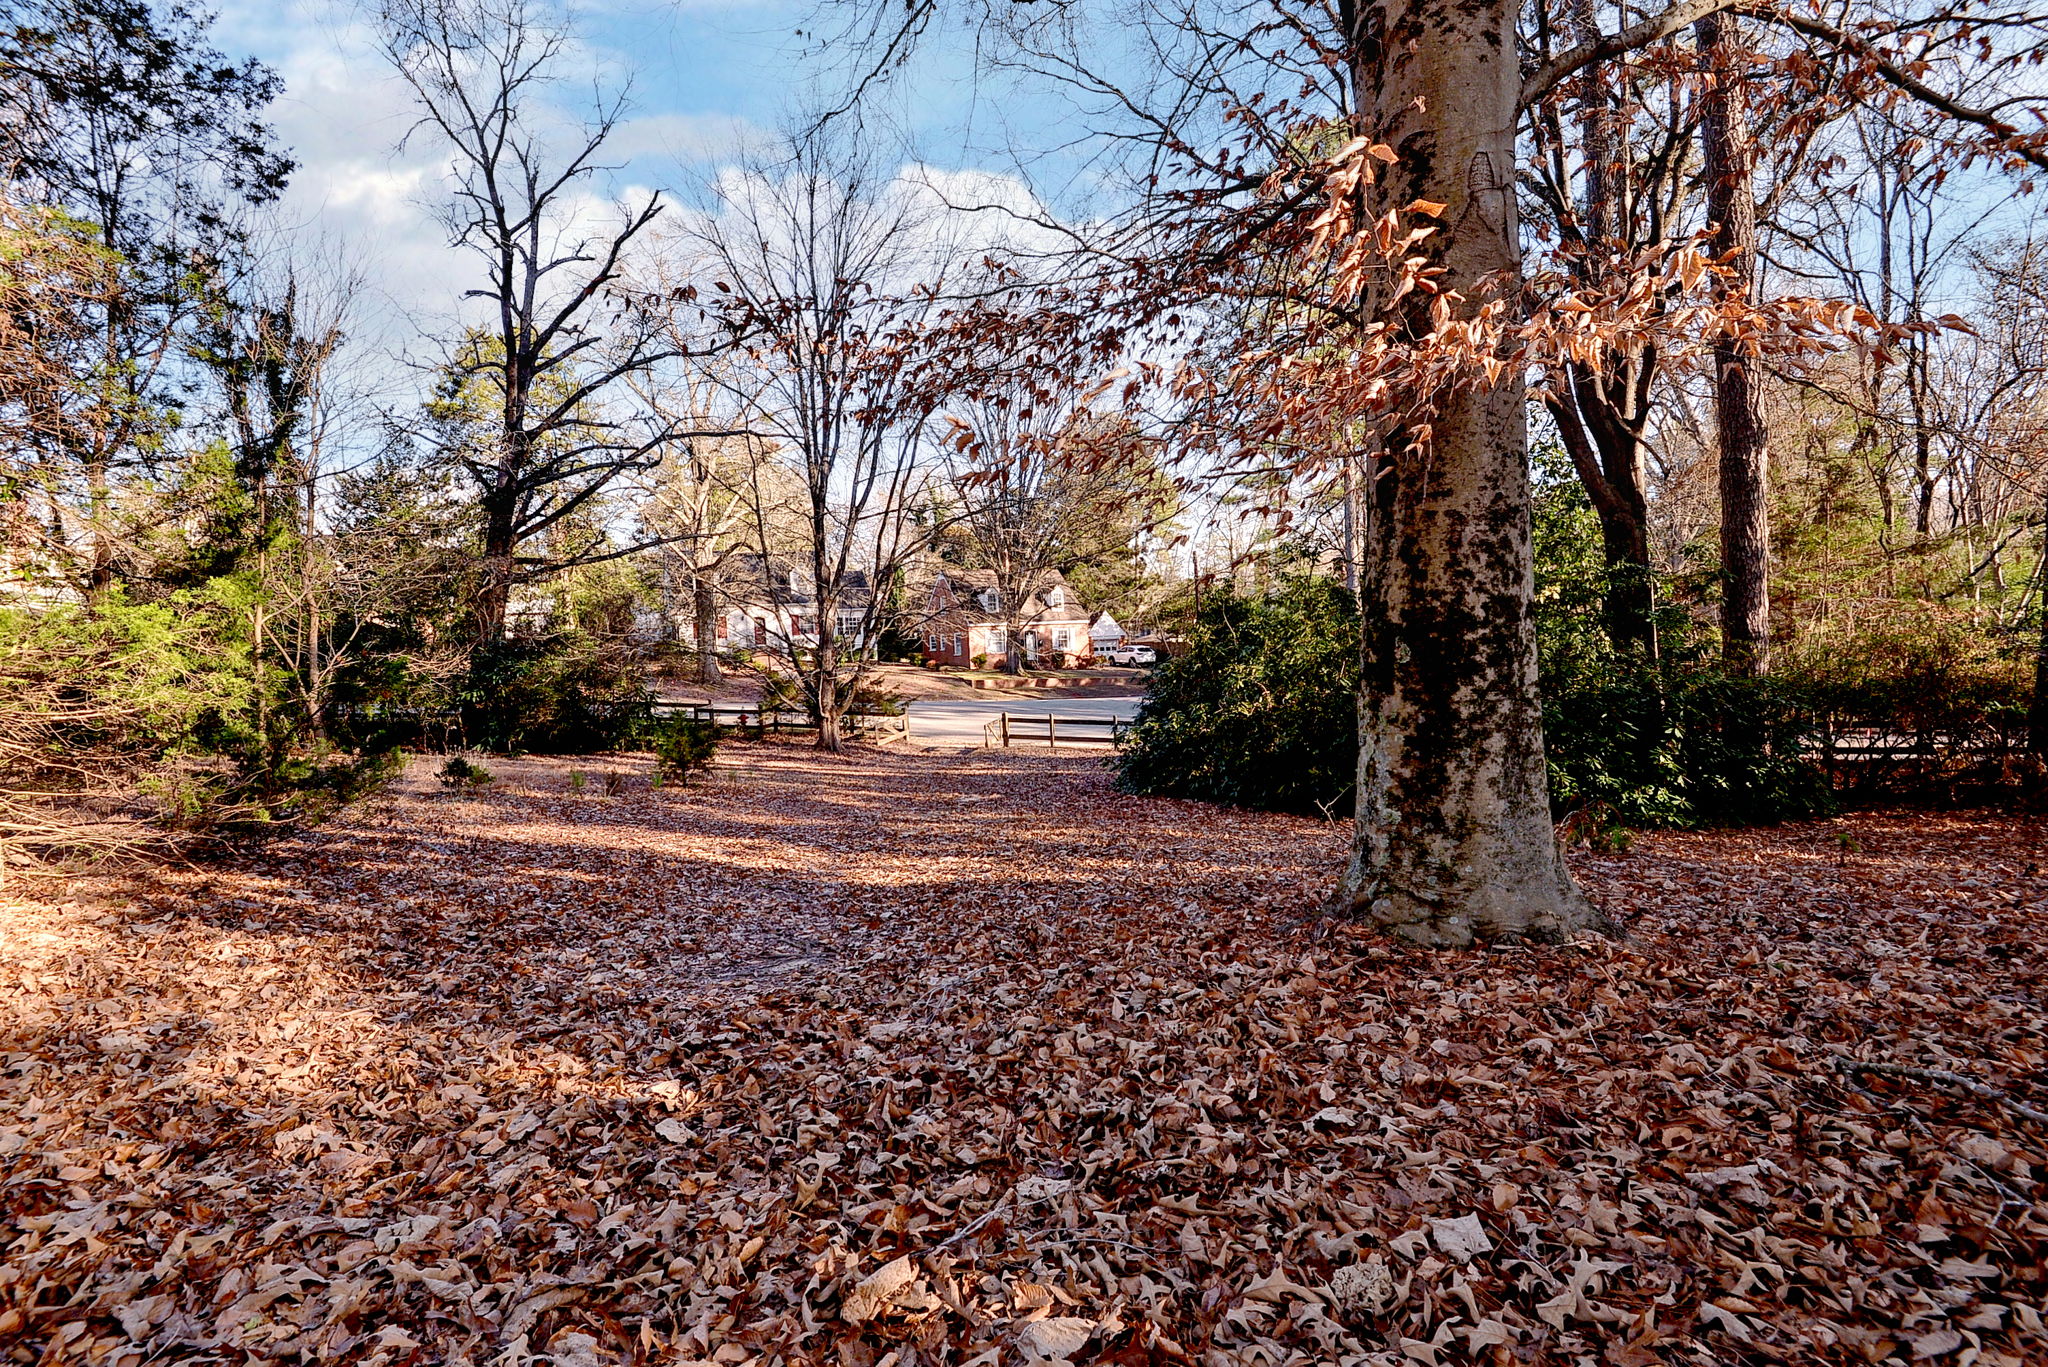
[
  {"x1": 653, "y1": 717, "x2": 719, "y2": 784},
  {"x1": 438, "y1": 756, "x2": 494, "y2": 793}
]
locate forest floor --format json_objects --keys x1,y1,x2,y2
[{"x1": 4, "y1": 745, "x2": 2046, "y2": 1366}]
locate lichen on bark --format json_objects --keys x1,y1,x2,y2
[{"x1": 1328, "y1": 0, "x2": 1615, "y2": 947}]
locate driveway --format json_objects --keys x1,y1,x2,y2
[{"x1": 906, "y1": 696, "x2": 1145, "y2": 750}]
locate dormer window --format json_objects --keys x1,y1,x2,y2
[
  {"x1": 980, "y1": 588, "x2": 1000, "y2": 612},
  {"x1": 1045, "y1": 587, "x2": 1064, "y2": 608}
]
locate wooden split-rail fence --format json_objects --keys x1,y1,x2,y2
[
  {"x1": 657, "y1": 702, "x2": 908, "y2": 742},
  {"x1": 982, "y1": 712, "x2": 1135, "y2": 751}
]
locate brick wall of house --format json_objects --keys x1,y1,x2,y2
[
  {"x1": 915, "y1": 571, "x2": 1095, "y2": 669},
  {"x1": 917, "y1": 618, "x2": 1094, "y2": 669}
]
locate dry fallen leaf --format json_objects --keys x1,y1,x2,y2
[
  {"x1": 1427, "y1": 1213, "x2": 1493, "y2": 1264},
  {"x1": 2, "y1": 748, "x2": 2043, "y2": 1366},
  {"x1": 1017, "y1": 1315, "x2": 1095, "y2": 1361},
  {"x1": 841, "y1": 1254, "x2": 919, "y2": 1322}
]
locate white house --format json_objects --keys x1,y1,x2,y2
[
  {"x1": 1088, "y1": 610, "x2": 1127, "y2": 652},
  {"x1": 685, "y1": 555, "x2": 873, "y2": 655}
]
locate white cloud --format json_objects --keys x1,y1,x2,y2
[
  {"x1": 210, "y1": 1, "x2": 721, "y2": 376},
  {"x1": 209, "y1": 2, "x2": 469, "y2": 354},
  {"x1": 206, "y1": 0, "x2": 1082, "y2": 408}
]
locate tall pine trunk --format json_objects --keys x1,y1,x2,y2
[
  {"x1": 1329, "y1": 0, "x2": 1608, "y2": 946},
  {"x1": 1697, "y1": 12, "x2": 1772, "y2": 675}
]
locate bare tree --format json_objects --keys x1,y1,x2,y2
[
  {"x1": 634, "y1": 384, "x2": 786, "y2": 686},
  {"x1": 680, "y1": 135, "x2": 947, "y2": 750},
  {"x1": 1522, "y1": 0, "x2": 1700, "y2": 656},
  {"x1": 941, "y1": 355, "x2": 1169, "y2": 672},
  {"x1": 376, "y1": 0, "x2": 700, "y2": 645},
  {"x1": 1952, "y1": 237, "x2": 2048, "y2": 752},
  {"x1": 190, "y1": 236, "x2": 367, "y2": 744}
]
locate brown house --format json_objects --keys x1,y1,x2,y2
[{"x1": 917, "y1": 568, "x2": 1095, "y2": 669}]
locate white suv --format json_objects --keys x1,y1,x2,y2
[{"x1": 1100, "y1": 643, "x2": 1157, "y2": 666}]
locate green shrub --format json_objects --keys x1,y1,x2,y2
[
  {"x1": 1114, "y1": 578, "x2": 1360, "y2": 818},
  {"x1": 0, "y1": 594, "x2": 257, "y2": 862},
  {"x1": 756, "y1": 672, "x2": 804, "y2": 718},
  {"x1": 1115, "y1": 562, "x2": 1834, "y2": 828},
  {"x1": 1775, "y1": 606, "x2": 2031, "y2": 739},
  {"x1": 1539, "y1": 655, "x2": 1835, "y2": 827},
  {"x1": 652, "y1": 716, "x2": 720, "y2": 783},
  {"x1": 457, "y1": 632, "x2": 652, "y2": 753},
  {"x1": 1531, "y1": 459, "x2": 1834, "y2": 827},
  {"x1": 874, "y1": 621, "x2": 925, "y2": 662},
  {"x1": 438, "y1": 756, "x2": 495, "y2": 792},
  {"x1": 225, "y1": 746, "x2": 406, "y2": 829}
]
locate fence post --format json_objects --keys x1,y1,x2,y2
[
  {"x1": 1047, "y1": 715, "x2": 1058, "y2": 752},
  {"x1": 1000, "y1": 713, "x2": 1010, "y2": 748}
]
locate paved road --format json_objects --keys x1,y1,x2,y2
[{"x1": 906, "y1": 696, "x2": 1144, "y2": 750}]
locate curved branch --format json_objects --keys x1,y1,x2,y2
[
  {"x1": 1520, "y1": 0, "x2": 1741, "y2": 108},
  {"x1": 1738, "y1": 3, "x2": 2048, "y2": 174}
]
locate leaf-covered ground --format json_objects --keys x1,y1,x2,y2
[{"x1": 4, "y1": 747, "x2": 2045, "y2": 1366}]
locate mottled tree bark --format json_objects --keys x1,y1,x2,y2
[
  {"x1": 1329, "y1": 0, "x2": 1610, "y2": 945},
  {"x1": 1697, "y1": 12, "x2": 1772, "y2": 675},
  {"x1": 693, "y1": 575, "x2": 723, "y2": 685}
]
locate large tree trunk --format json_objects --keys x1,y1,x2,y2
[
  {"x1": 693, "y1": 574, "x2": 724, "y2": 685},
  {"x1": 811, "y1": 580, "x2": 846, "y2": 753},
  {"x1": 473, "y1": 478, "x2": 519, "y2": 646},
  {"x1": 1697, "y1": 12, "x2": 1772, "y2": 675},
  {"x1": 1329, "y1": 0, "x2": 1608, "y2": 946},
  {"x1": 2031, "y1": 485, "x2": 2048, "y2": 757},
  {"x1": 474, "y1": 535, "x2": 514, "y2": 646},
  {"x1": 813, "y1": 640, "x2": 846, "y2": 752}
]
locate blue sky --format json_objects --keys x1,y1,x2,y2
[{"x1": 206, "y1": 0, "x2": 1045, "y2": 363}]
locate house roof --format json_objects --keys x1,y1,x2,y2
[
  {"x1": 722, "y1": 554, "x2": 871, "y2": 609},
  {"x1": 926, "y1": 567, "x2": 1090, "y2": 626}
]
